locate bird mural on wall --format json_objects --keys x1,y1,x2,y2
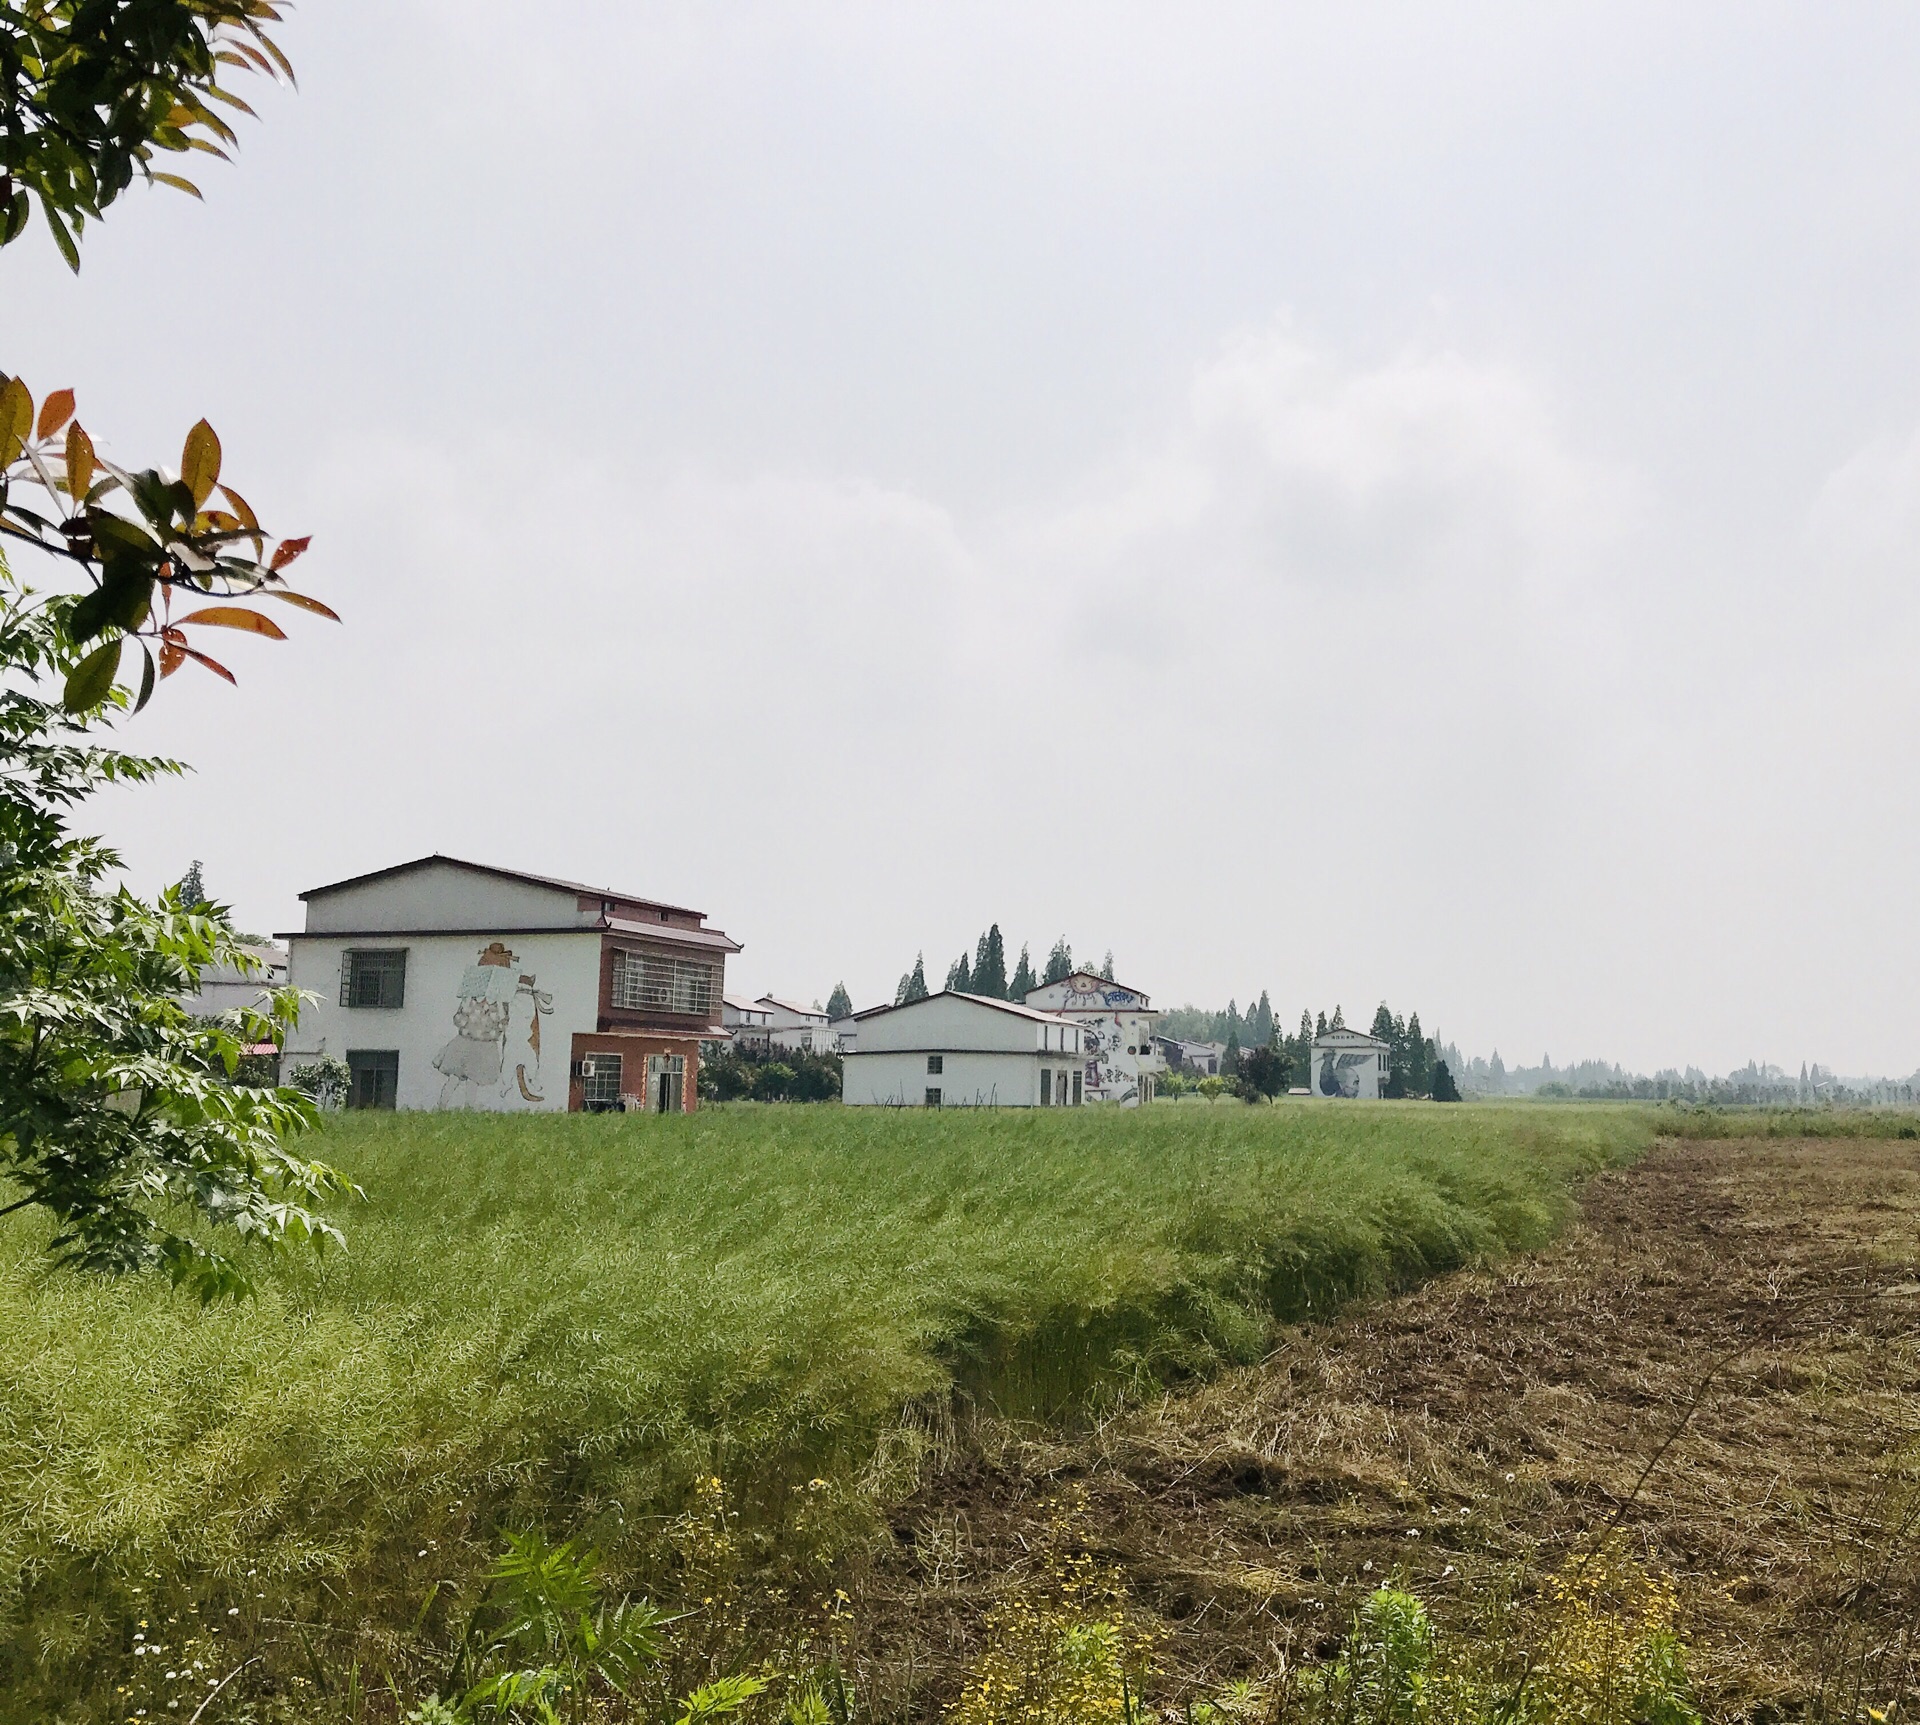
[{"x1": 1318, "y1": 1050, "x2": 1371, "y2": 1098}]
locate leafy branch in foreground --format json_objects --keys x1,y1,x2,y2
[
  {"x1": 0, "y1": 371, "x2": 335, "y2": 710},
  {"x1": 1, "y1": 0, "x2": 293, "y2": 268},
  {"x1": 0, "y1": 559, "x2": 356, "y2": 1299}
]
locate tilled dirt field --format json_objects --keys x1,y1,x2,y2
[{"x1": 850, "y1": 1137, "x2": 1920, "y2": 1719}]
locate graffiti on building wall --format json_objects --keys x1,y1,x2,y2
[{"x1": 434, "y1": 941, "x2": 556, "y2": 1108}]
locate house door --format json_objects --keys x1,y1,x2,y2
[{"x1": 648, "y1": 1054, "x2": 685, "y2": 1114}]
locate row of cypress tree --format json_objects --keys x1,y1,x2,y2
[{"x1": 887, "y1": 928, "x2": 1116, "y2": 1007}]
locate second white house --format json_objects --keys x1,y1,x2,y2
[{"x1": 840, "y1": 991, "x2": 1086, "y2": 1107}]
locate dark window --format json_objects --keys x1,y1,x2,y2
[
  {"x1": 341, "y1": 949, "x2": 406, "y2": 1009},
  {"x1": 927, "y1": 1054, "x2": 944, "y2": 1075},
  {"x1": 1040, "y1": 1069, "x2": 1053, "y2": 1106},
  {"x1": 346, "y1": 1049, "x2": 399, "y2": 1110},
  {"x1": 1072, "y1": 1072, "x2": 1084, "y2": 1105},
  {"x1": 581, "y1": 1053, "x2": 623, "y2": 1112},
  {"x1": 925, "y1": 1087, "x2": 941, "y2": 1108}
]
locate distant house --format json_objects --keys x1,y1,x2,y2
[
  {"x1": 828, "y1": 1014, "x2": 859, "y2": 1054},
  {"x1": 722, "y1": 996, "x2": 773, "y2": 1051},
  {"x1": 1310, "y1": 1026, "x2": 1392, "y2": 1099},
  {"x1": 278, "y1": 855, "x2": 740, "y2": 1113},
  {"x1": 841, "y1": 991, "x2": 1086, "y2": 1107},
  {"x1": 1023, "y1": 971, "x2": 1162, "y2": 1105},
  {"x1": 756, "y1": 995, "x2": 832, "y2": 1054},
  {"x1": 1153, "y1": 1036, "x2": 1226, "y2": 1076}
]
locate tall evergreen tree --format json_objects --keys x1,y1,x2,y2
[
  {"x1": 826, "y1": 981, "x2": 853, "y2": 1020},
  {"x1": 175, "y1": 859, "x2": 207, "y2": 907},
  {"x1": 1370, "y1": 1001, "x2": 1395, "y2": 1043},
  {"x1": 1249, "y1": 991, "x2": 1274, "y2": 1049},
  {"x1": 896, "y1": 954, "x2": 930, "y2": 1004},
  {"x1": 945, "y1": 951, "x2": 972, "y2": 993},
  {"x1": 974, "y1": 924, "x2": 1008, "y2": 999},
  {"x1": 1331, "y1": 1004, "x2": 1345, "y2": 1028},
  {"x1": 1010, "y1": 944, "x2": 1037, "y2": 1001},
  {"x1": 1224, "y1": 999, "x2": 1242, "y2": 1047},
  {"x1": 1431, "y1": 1059, "x2": 1462, "y2": 1103},
  {"x1": 1222, "y1": 1031, "x2": 1242, "y2": 1076},
  {"x1": 1099, "y1": 949, "x2": 1115, "y2": 981},
  {"x1": 1315, "y1": 1010, "x2": 1328, "y2": 1038},
  {"x1": 1043, "y1": 938, "x2": 1073, "y2": 986},
  {"x1": 1405, "y1": 1011, "x2": 1431, "y2": 1096}
]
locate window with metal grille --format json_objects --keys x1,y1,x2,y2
[
  {"x1": 580, "y1": 1053, "x2": 622, "y2": 1111},
  {"x1": 341, "y1": 949, "x2": 406, "y2": 1008},
  {"x1": 610, "y1": 949, "x2": 715, "y2": 1016},
  {"x1": 924, "y1": 1087, "x2": 941, "y2": 1108},
  {"x1": 927, "y1": 1054, "x2": 943, "y2": 1075},
  {"x1": 346, "y1": 1049, "x2": 398, "y2": 1109}
]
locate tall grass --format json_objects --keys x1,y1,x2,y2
[{"x1": 0, "y1": 1103, "x2": 1654, "y2": 1718}]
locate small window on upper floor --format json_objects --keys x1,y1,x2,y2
[
  {"x1": 928, "y1": 1054, "x2": 944, "y2": 1075},
  {"x1": 658, "y1": 909, "x2": 670, "y2": 922},
  {"x1": 341, "y1": 949, "x2": 406, "y2": 1009}
]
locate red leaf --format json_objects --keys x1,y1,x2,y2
[
  {"x1": 269, "y1": 535, "x2": 311, "y2": 571},
  {"x1": 176, "y1": 606, "x2": 287, "y2": 640},
  {"x1": 266, "y1": 589, "x2": 341, "y2": 621},
  {"x1": 37, "y1": 388, "x2": 75, "y2": 440},
  {"x1": 179, "y1": 645, "x2": 237, "y2": 685},
  {"x1": 159, "y1": 641, "x2": 186, "y2": 678}
]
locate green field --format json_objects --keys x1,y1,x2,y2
[{"x1": 0, "y1": 1102, "x2": 1658, "y2": 1717}]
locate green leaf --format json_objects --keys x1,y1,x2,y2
[
  {"x1": 133, "y1": 642, "x2": 157, "y2": 713},
  {"x1": 63, "y1": 637, "x2": 123, "y2": 711},
  {"x1": 1, "y1": 190, "x2": 28, "y2": 246},
  {"x1": 41, "y1": 197, "x2": 80, "y2": 272}
]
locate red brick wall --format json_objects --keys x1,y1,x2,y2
[{"x1": 568, "y1": 1030, "x2": 703, "y2": 1113}]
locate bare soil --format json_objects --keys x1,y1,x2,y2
[{"x1": 849, "y1": 1137, "x2": 1920, "y2": 1719}]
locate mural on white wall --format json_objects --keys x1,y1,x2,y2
[
  {"x1": 433, "y1": 941, "x2": 555, "y2": 1107},
  {"x1": 1317, "y1": 1050, "x2": 1371, "y2": 1098},
  {"x1": 1026, "y1": 975, "x2": 1156, "y2": 1106}
]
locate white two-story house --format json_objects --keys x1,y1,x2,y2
[{"x1": 278, "y1": 855, "x2": 740, "y2": 1113}]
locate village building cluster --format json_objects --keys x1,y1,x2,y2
[{"x1": 244, "y1": 853, "x2": 1393, "y2": 1113}]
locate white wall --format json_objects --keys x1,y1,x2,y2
[
  {"x1": 842, "y1": 1048, "x2": 1082, "y2": 1107},
  {"x1": 301, "y1": 862, "x2": 586, "y2": 934},
  {"x1": 283, "y1": 931, "x2": 603, "y2": 1110}
]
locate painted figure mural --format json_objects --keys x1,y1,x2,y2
[{"x1": 434, "y1": 941, "x2": 555, "y2": 1108}]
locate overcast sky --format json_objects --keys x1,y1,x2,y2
[{"x1": 8, "y1": 3, "x2": 1920, "y2": 1075}]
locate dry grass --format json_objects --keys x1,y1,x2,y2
[{"x1": 849, "y1": 1137, "x2": 1920, "y2": 1720}]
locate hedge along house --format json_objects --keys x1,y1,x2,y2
[
  {"x1": 1022, "y1": 970, "x2": 1162, "y2": 1105},
  {"x1": 840, "y1": 991, "x2": 1086, "y2": 1107},
  {"x1": 279, "y1": 856, "x2": 740, "y2": 1112}
]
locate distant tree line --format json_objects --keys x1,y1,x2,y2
[
  {"x1": 699, "y1": 1043, "x2": 842, "y2": 1104},
  {"x1": 1158, "y1": 996, "x2": 1459, "y2": 1102},
  {"x1": 893, "y1": 930, "x2": 1115, "y2": 1006}
]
